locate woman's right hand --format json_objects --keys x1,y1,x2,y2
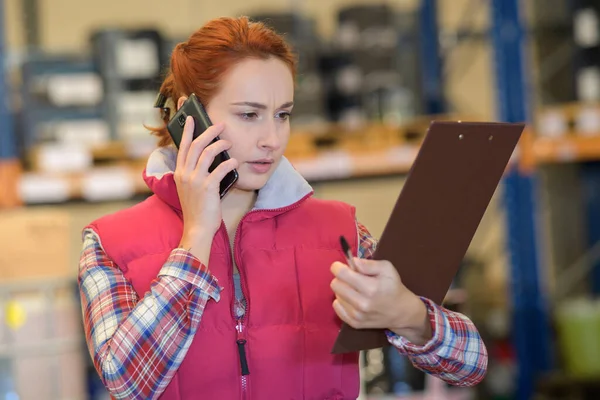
[{"x1": 174, "y1": 116, "x2": 238, "y2": 262}]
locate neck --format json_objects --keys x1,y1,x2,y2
[{"x1": 221, "y1": 188, "x2": 258, "y2": 229}]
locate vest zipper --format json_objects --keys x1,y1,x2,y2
[
  {"x1": 232, "y1": 221, "x2": 250, "y2": 400},
  {"x1": 227, "y1": 192, "x2": 313, "y2": 400},
  {"x1": 236, "y1": 335, "x2": 250, "y2": 375},
  {"x1": 237, "y1": 321, "x2": 250, "y2": 400},
  {"x1": 223, "y1": 220, "x2": 251, "y2": 400}
]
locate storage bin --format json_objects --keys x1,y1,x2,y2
[{"x1": 556, "y1": 298, "x2": 600, "y2": 377}]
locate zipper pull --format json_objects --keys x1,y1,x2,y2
[{"x1": 236, "y1": 339, "x2": 250, "y2": 376}]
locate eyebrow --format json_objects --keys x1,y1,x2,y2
[{"x1": 230, "y1": 101, "x2": 294, "y2": 109}]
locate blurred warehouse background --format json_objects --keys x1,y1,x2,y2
[{"x1": 1, "y1": 0, "x2": 600, "y2": 399}]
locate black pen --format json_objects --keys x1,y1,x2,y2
[{"x1": 339, "y1": 235, "x2": 358, "y2": 271}]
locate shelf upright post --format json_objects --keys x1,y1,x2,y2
[
  {"x1": 419, "y1": 0, "x2": 445, "y2": 115},
  {"x1": 581, "y1": 162, "x2": 600, "y2": 294},
  {"x1": 490, "y1": 0, "x2": 553, "y2": 399},
  {"x1": 0, "y1": 0, "x2": 16, "y2": 160}
]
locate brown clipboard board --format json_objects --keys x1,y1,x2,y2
[{"x1": 332, "y1": 121, "x2": 524, "y2": 354}]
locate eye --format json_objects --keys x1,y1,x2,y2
[
  {"x1": 276, "y1": 111, "x2": 291, "y2": 121},
  {"x1": 239, "y1": 112, "x2": 258, "y2": 121}
]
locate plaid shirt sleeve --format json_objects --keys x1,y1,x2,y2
[
  {"x1": 357, "y1": 221, "x2": 488, "y2": 387},
  {"x1": 78, "y1": 229, "x2": 221, "y2": 400}
]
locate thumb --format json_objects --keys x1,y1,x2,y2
[{"x1": 353, "y1": 258, "x2": 381, "y2": 276}]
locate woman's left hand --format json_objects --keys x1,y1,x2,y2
[{"x1": 330, "y1": 258, "x2": 433, "y2": 346}]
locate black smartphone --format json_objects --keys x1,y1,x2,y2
[{"x1": 167, "y1": 93, "x2": 239, "y2": 198}]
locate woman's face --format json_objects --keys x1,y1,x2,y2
[{"x1": 181, "y1": 57, "x2": 294, "y2": 192}]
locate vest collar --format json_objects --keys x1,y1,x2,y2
[{"x1": 143, "y1": 146, "x2": 314, "y2": 212}]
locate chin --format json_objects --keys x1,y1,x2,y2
[{"x1": 234, "y1": 175, "x2": 271, "y2": 192}]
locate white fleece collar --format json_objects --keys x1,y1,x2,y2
[{"x1": 144, "y1": 146, "x2": 314, "y2": 210}]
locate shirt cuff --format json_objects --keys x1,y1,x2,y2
[
  {"x1": 385, "y1": 297, "x2": 446, "y2": 355},
  {"x1": 158, "y1": 248, "x2": 221, "y2": 301}
]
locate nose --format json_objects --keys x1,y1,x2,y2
[{"x1": 257, "y1": 121, "x2": 281, "y2": 151}]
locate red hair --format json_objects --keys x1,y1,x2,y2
[{"x1": 150, "y1": 16, "x2": 297, "y2": 147}]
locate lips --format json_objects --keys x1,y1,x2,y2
[
  {"x1": 247, "y1": 159, "x2": 274, "y2": 174},
  {"x1": 248, "y1": 159, "x2": 274, "y2": 165}
]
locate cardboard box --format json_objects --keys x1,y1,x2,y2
[{"x1": 0, "y1": 208, "x2": 71, "y2": 282}]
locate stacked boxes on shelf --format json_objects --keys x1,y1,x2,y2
[
  {"x1": 327, "y1": 5, "x2": 421, "y2": 127},
  {"x1": 319, "y1": 49, "x2": 362, "y2": 125},
  {"x1": 250, "y1": 8, "x2": 423, "y2": 129},
  {"x1": 573, "y1": 1, "x2": 600, "y2": 103},
  {"x1": 19, "y1": 56, "x2": 106, "y2": 164},
  {"x1": 530, "y1": 0, "x2": 576, "y2": 105},
  {"x1": 249, "y1": 13, "x2": 327, "y2": 126},
  {"x1": 17, "y1": 29, "x2": 170, "y2": 204},
  {"x1": 535, "y1": 2, "x2": 600, "y2": 138},
  {"x1": 533, "y1": 1, "x2": 600, "y2": 139},
  {"x1": 18, "y1": 55, "x2": 111, "y2": 204},
  {"x1": 536, "y1": 102, "x2": 600, "y2": 139},
  {"x1": 90, "y1": 28, "x2": 165, "y2": 150}
]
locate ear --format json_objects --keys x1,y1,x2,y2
[{"x1": 177, "y1": 96, "x2": 188, "y2": 110}]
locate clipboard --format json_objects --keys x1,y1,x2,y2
[{"x1": 332, "y1": 121, "x2": 524, "y2": 354}]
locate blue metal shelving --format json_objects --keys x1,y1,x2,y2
[
  {"x1": 418, "y1": 0, "x2": 445, "y2": 115},
  {"x1": 581, "y1": 162, "x2": 600, "y2": 294},
  {"x1": 0, "y1": 0, "x2": 16, "y2": 159},
  {"x1": 490, "y1": 1, "x2": 553, "y2": 399}
]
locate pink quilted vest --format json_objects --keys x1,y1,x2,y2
[{"x1": 87, "y1": 149, "x2": 361, "y2": 400}]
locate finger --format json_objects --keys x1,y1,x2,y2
[
  {"x1": 205, "y1": 158, "x2": 239, "y2": 188},
  {"x1": 197, "y1": 139, "x2": 234, "y2": 174},
  {"x1": 335, "y1": 297, "x2": 366, "y2": 327},
  {"x1": 184, "y1": 123, "x2": 225, "y2": 174},
  {"x1": 330, "y1": 278, "x2": 365, "y2": 311},
  {"x1": 331, "y1": 261, "x2": 374, "y2": 294},
  {"x1": 354, "y1": 258, "x2": 383, "y2": 277},
  {"x1": 176, "y1": 116, "x2": 195, "y2": 169},
  {"x1": 333, "y1": 299, "x2": 354, "y2": 326}
]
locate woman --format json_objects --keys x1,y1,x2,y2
[{"x1": 78, "y1": 16, "x2": 488, "y2": 400}]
